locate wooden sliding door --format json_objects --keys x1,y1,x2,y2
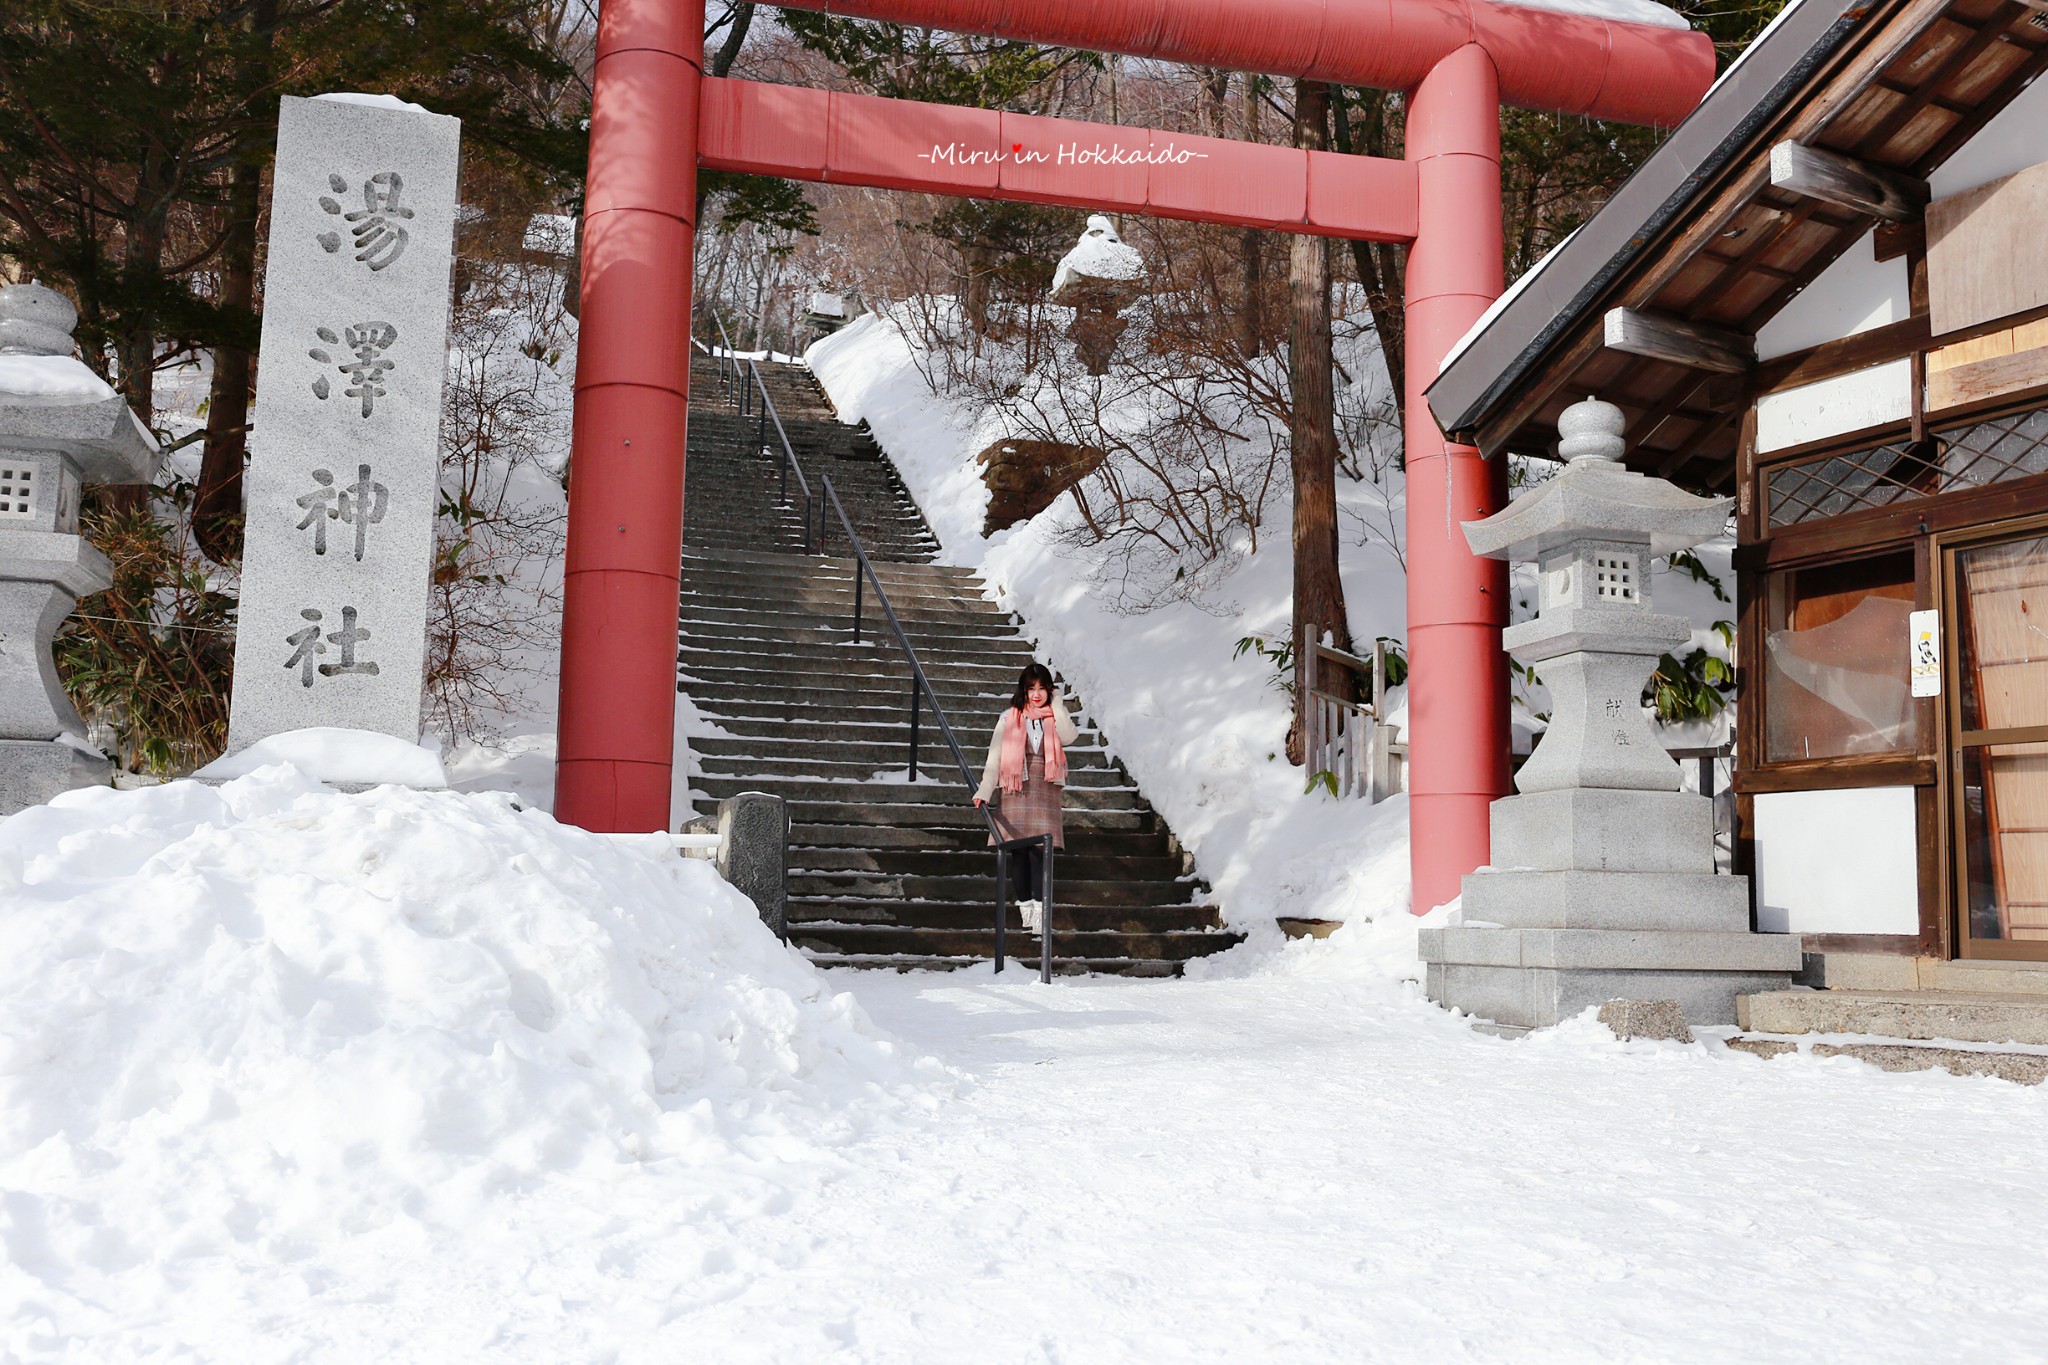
[{"x1": 1950, "y1": 529, "x2": 2048, "y2": 958}]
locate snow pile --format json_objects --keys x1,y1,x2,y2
[
  {"x1": 311, "y1": 91, "x2": 431, "y2": 114},
  {"x1": 0, "y1": 768, "x2": 949, "y2": 1343},
  {"x1": 195, "y1": 726, "x2": 449, "y2": 787},
  {"x1": 1051, "y1": 214, "x2": 1145, "y2": 296},
  {"x1": 0, "y1": 354, "x2": 116, "y2": 403},
  {"x1": 1491, "y1": 0, "x2": 1692, "y2": 31}
]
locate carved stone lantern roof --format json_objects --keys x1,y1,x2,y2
[
  {"x1": 0, "y1": 282, "x2": 159, "y2": 486},
  {"x1": 1462, "y1": 398, "x2": 1728, "y2": 562}
]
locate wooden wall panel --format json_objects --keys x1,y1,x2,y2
[{"x1": 1928, "y1": 159, "x2": 2048, "y2": 335}]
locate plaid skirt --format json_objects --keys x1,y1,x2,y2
[{"x1": 987, "y1": 754, "x2": 1066, "y2": 850}]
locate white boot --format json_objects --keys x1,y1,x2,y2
[{"x1": 1018, "y1": 899, "x2": 1043, "y2": 932}]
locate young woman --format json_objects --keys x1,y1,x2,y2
[{"x1": 972, "y1": 663, "x2": 1079, "y2": 928}]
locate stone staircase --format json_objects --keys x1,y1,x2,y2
[{"x1": 679, "y1": 352, "x2": 1242, "y2": 973}]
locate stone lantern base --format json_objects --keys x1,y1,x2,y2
[
  {"x1": 1420, "y1": 788, "x2": 1804, "y2": 1028},
  {"x1": 0, "y1": 739, "x2": 112, "y2": 814},
  {"x1": 1421, "y1": 930, "x2": 1804, "y2": 1030}
]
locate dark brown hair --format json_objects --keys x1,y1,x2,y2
[{"x1": 1009, "y1": 663, "x2": 1056, "y2": 711}]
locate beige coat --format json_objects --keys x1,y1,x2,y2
[{"x1": 973, "y1": 689, "x2": 1079, "y2": 804}]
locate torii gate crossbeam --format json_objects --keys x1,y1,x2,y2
[
  {"x1": 557, "y1": 0, "x2": 1712, "y2": 914},
  {"x1": 700, "y1": 79, "x2": 1419, "y2": 240}
]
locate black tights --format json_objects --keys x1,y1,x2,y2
[{"x1": 1007, "y1": 844, "x2": 1048, "y2": 902}]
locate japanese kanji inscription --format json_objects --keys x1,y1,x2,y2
[{"x1": 225, "y1": 95, "x2": 460, "y2": 753}]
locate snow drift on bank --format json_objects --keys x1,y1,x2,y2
[
  {"x1": 0, "y1": 768, "x2": 950, "y2": 1348},
  {"x1": 808, "y1": 307, "x2": 1414, "y2": 938}
]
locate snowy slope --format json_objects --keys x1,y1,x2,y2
[{"x1": 809, "y1": 310, "x2": 1415, "y2": 934}]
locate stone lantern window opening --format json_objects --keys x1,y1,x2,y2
[
  {"x1": 1594, "y1": 553, "x2": 1636, "y2": 602},
  {"x1": 0, "y1": 464, "x2": 32, "y2": 519}
]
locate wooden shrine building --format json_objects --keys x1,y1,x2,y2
[{"x1": 1431, "y1": 0, "x2": 2048, "y2": 986}]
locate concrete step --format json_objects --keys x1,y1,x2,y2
[
  {"x1": 1734, "y1": 989, "x2": 2048, "y2": 1046},
  {"x1": 1725, "y1": 1035, "x2": 2048, "y2": 1085},
  {"x1": 695, "y1": 754, "x2": 1135, "y2": 788},
  {"x1": 793, "y1": 822, "x2": 1174, "y2": 856},
  {"x1": 678, "y1": 658, "x2": 1033, "y2": 692},
  {"x1": 689, "y1": 776, "x2": 1148, "y2": 811},
  {"x1": 679, "y1": 597, "x2": 1013, "y2": 631},
  {"x1": 789, "y1": 898, "x2": 1218, "y2": 933},
  {"x1": 787, "y1": 923, "x2": 1241, "y2": 964},
  {"x1": 681, "y1": 547, "x2": 981, "y2": 584},
  {"x1": 792, "y1": 847, "x2": 1183, "y2": 880},
  {"x1": 777, "y1": 799, "x2": 1165, "y2": 833},
  {"x1": 691, "y1": 734, "x2": 1117, "y2": 770},
  {"x1": 678, "y1": 565, "x2": 990, "y2": 604},
  {"x1": 677, "y1": 618, "x2": 1035, "y2": 653},
  {"x1": 788, "y1": 872, "x2": 1193, "y2": 906},
  {"x1": 679, "y1": 591, "x2": 1008, "y2": 624},
  {"x1": 796, "y1": 951, "x2": 1186, "y2": 978},
  {"x1": 686, "y1": 696, "x2": 1021, "y2": 730}
]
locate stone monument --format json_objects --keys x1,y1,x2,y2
[
  {"x1": 1418, "y1": 398, "x2": 1802, "y2": 1028},
  {"x1": 225, "y1": 94, "x2": 461, "y2": 753},
  {"x1": 717, "y1": 792, "x2": 789, "y2": 940},
  {"x1": 0, "y1": 282, "x2": 160, "y2": 813}
]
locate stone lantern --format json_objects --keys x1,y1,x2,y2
[
  {"x1": 1049, "y1": 216, "x2": 1145, "y2": 376},
  {"x1": 0, "y1": 282, "x2": 160, "y2": 812},
  {"x1": 1417, "y1": 398, "x2": 1802, "y2": 1029}
]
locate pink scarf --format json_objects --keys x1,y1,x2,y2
[{"x1": 998, "y1": 705, "x2": 1067, "y2": 794}]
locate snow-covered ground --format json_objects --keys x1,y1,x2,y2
[{"x1": 6, "y1": 779, "x2": 2043, "y2": 1365}]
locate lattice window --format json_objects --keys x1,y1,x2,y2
[
  {"x1": 1595, "y1": 554, "x2": 1637, "y2": 601},
  {"x1": 1765, "y1": 407, "x2": 2048, "y2": 528},
  {"x1": 0, "y1": 466, "x2": 34, "y2": 520}
]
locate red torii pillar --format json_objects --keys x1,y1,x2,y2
[
  {"x1": 556, "y1": 0, "x2": 704, "y2": 826},
  {"x1": 556, "y1": 0, "x2": 1712, "y2": 919},
  {"x1": 1403, "y1": 43, "x2": 1509, "y2": 912}
]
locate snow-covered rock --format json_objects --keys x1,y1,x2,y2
[{"x1": 1050, "y1": 215, "x2": 1145, "y2": 299}]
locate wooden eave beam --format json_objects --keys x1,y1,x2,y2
[
  {"x1": 1770, "y1": 141, "x2": 1930, "y2": 222},
  {"x1": 1603, "y1": 307, "x2": 1757, "y2": 374}
]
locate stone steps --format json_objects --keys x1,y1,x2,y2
[
  {"x1": 678, "y1": 355, "x2": 1239, "y2": 975},
  {"x1": 1727, "y1": 989, "x2": 2048, "y2": 1085}
]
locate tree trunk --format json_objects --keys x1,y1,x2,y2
[
  {"x1": 1239, "y1": 76, "x2": 1264, "y2": 358},
  {"x1": 1287, "y1": 79, "x2": 1355, "y2": 767},
  {"x1": 1331, "y1": 89, "x2": 1406, "y2": 404},
  {"x1": 195, "y1": 159, "x2": 262, "y2": 563},
  {"x1": 104, "y1": 188, "x2": 170, "y2": 521}
]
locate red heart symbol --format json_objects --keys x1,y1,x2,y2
[{"x1": 1012, "y1": 143, "x2": 1023, "y2": 153}]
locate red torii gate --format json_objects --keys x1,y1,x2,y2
[{"x1": 559, "y1": 0, "x2": 1713, "y2": 912}]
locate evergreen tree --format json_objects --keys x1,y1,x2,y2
[{"x1": 0, "y1": 0, "x2": 579, "y2": 552}]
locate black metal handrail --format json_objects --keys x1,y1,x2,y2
[
  {"x1": 819, "y1": 474, "x2": 1057, "y2": 982},
  {"x1": 708, "y1": 310, "x2": 818, "y2": 554}
]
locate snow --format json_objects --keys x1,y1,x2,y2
[
  {"x1": 0, "y1": 768, "x2": 950, "y2": 1356},
  {"x1": 312, "y1": 92, "x2": 430, "y2": 114},
  {"x1": 194, "y1": 726, "x2": 449, "y2": 787},
  {"x1": 1051, "y1": 215, "x2": 1145, "y2": 296},
  {"x1": 1490, "y1": 0, "x2": 1692, "y2": 29},
  {"x1": 0, "y1": 354, "x2": 115, "y2": 403},
  {"x1": 521, "y1": 213, "x2": 575, "y2": 256},
  {"x1": 8, "y1": 777, "x2": 2043, "y2": 1362}
]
